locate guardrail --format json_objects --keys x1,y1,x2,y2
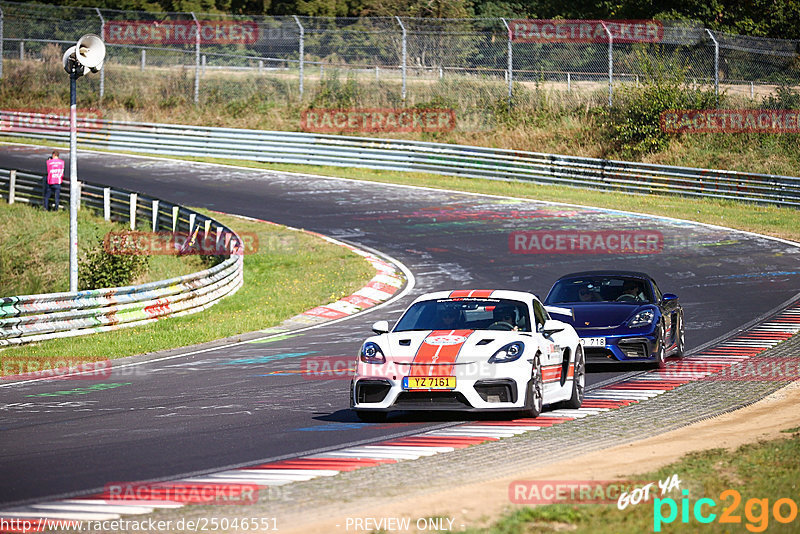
[
  {"x1": 1, "y1": 111, "x2": 798, "y2": 208},
  {"x1": 0, "y1": 168, "x2": 244, "y2": 346}
]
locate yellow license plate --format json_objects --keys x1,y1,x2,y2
[{"x1": 403, "y1": 376, "x2": 456, "y2": 390}]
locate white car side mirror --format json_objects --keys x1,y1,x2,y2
[
  {"x1": 371, "y1": 320, "x2": 390, "y2": 334},
  {"x1": 541, "y1": 319, "x2": 565, "y2": 337}
]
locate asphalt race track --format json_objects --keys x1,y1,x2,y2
[{"x1": 1, "y1": 145, "x2": 799, "y2": 506}]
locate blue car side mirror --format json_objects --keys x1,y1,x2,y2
[{"x1": 662, "y1": 293, "x2": 678, "y2": 303}]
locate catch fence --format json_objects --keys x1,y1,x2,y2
[{"x1": 0, "y1": 2, "x2": 798, "y2": 108}]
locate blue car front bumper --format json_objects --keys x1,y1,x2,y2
[{"x1": 576, "y1": 329, "x2": 659, "y2": 362}]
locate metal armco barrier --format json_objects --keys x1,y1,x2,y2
[
  {"x1": 0, "y1": 168, "x2": 244, "y2": 346},
  {"x1": 1, "y1": 111, "x2": 799, "y2": 208}
]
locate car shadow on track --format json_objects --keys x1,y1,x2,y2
[{"x1": 313, "y1": 408, "x2": 552, "y2": 425}]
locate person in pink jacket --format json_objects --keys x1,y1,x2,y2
[{"x1": 44, "y1": 150, "x2": 65, "y2": 211}]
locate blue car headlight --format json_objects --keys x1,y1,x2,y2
[
  {"x1": 628, "y1": 310, "x2": 655, "y2": 328},
  {"x1": 360, "y1": 341, "x2": 386, "y2": 364},
  {"x1": 488, "y1": 342, "x2": 525, "y2": 363}
]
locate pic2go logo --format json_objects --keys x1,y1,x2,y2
[{"x1": 654, "y1": 489, "x2": 799, "y2": 532}]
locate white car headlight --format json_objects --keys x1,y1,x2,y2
[
  {"x1": 360, "y1": 341, "x2": 386, "y2": 364},
  {"x1": 488, "y1": 341, "x2": 525, "y2": 363},
  {"x1": 628, "y1": 310, "x2": 655, "y2": 328}
]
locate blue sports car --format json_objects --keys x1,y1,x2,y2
[{"x1": 543, "y1": 271, "x2": 684, "y2": 365}]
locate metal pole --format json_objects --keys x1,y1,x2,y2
[
  {"x1": 8, "y1": 170, "x2": 15, "y2": 204},
  {"x1": 501, "y1": 18, "x2": 513, "y2": 107},
  {"x1": 96, "y1": 8, "x2": 105, "y2": 99},
  {"x1": 0, "y1": 7, "x2": 4, "y2": 79},
  {"x1": 103, "y1": 187, "x2": 110, "y2": 221},
  {"x1": 69, "y1": 70, "x2": 79, "y2": 292},
  {"x1": 191, "y1": 12, "x2": 200, "y2": 105},
  {"x1": 395, "y1": 16, "x2": 407, "y2": 103},
  {"x1": 293, "y1": 16, "x2": 304, "y2": 98},
  {"x1": 141, "y1": 49, "x2": 146, "y2": 71},
  {"x1": 601, "y1": 21, "x2": 613, "y2": 107},
  {"x1": 705, "y1": 28, "x2": 719, "y2": 106}
]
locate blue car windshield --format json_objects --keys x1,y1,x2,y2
[
  {"x1": 546, "y1": 277, "x2": 654, "y2": 304},
  {"x1": 394, "y1": 298, "x2": 532, "y2": 332}
]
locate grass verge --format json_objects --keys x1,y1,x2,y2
[
  {"x1": 2, "y1": 57, "x2": 799, "y2": 176},
  {"x1": 467, "y1": 428, "x2": 800, "y2": 533},
  {"x1": 0, "y1": 208, "x2": 374, "y2": 361},
  {"x1": 0, "y1": 200, "x2": 205, "y2": 296}
]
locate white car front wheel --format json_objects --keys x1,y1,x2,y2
[{"x1": 520, "y1": 354, "x2": 544, "y2": 418}]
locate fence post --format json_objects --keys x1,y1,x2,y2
[
  {"x1": 202, "y1": 54, "x2": 206, "y2": 74},
  {"x1": 501, "y1": 18, "x2": 513, "y2": 107},
  {"x1": 172, "y1": 206, "x2": 179, "y2": 231},
  {"x1": 129, "y1": 193, "x2": 137, "y2": 230},
  {"x1": 0, "y1": 6, "x2": 4, "y2": 79},
  {"x1": 103, "y1": 187, "x2": 110, "y2": 220},
  {"x1": 96, "y1": 8, "x2": 105, "y2": 99},
  {"x1": 216, "y1": 225, "x2": 224, "y2": 249},
  {"x1": 8, "y1": 170, "x2": 15, "y2": 204},
  {"x1": 293, "y1": 15, "x2": 304, "y2": 98},
  {"x1": 600, "y1": 21, "x2": 613, "y2": 107},
  {"x1": 705, "y1": 29, "x2": 719, "y2": 106},
  {"x1": 395, "y1": 16, "x2": 407, "y2": 103},
  {"x1": 567, "y1": 72, "x2": 571, "y2": 92},
  {"x1": 188, "y1": 213, "x2": 196, "y2": 234},
  {"x1": 141, "y1": 49, "x2": 146, "y2": 71},
  {"x1": 191, "y1": 12, "x2": 200, "y2": 105},
  {"x1": 151, "y1": 199, "x2": 159, "y2": 231},
  {"x1": 19, "y1": 41, "x2": 24, "y2": 61}
]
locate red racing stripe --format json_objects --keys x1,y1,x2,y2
[
  {"x1": 409, "y1": 329, "x2": 473, "y2": 377},
  {"x1": 542, "y1": 365, "x2": 562, "y2": 383},
  {"x1": 448, "y1": 289, "x2": 495, "y2": 298}
]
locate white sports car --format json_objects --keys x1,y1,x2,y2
[{"x1": 350, "y1": 289, "x2": 585, "y2": 421}]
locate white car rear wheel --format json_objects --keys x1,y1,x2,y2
[{"x1": 559, "y1": 346, "x2": 585, "y2": 409}]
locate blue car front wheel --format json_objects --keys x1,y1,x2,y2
[
  {"x1": 675, "y1": 313, "x2": 685, "y2": 358},
  {"x1": 654, "y1": 321, "x2": 666, "y2": 367}
]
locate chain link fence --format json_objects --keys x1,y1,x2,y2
[{"x1": 0, "y1": 1, "x2": 798, "y2": 113}]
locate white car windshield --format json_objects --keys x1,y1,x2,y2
[{"x1": 394, "y1": 298, "x2": 531, "y2": 332}]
